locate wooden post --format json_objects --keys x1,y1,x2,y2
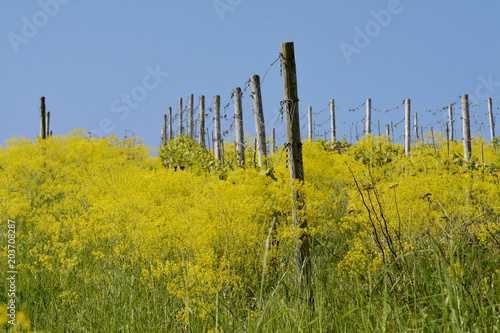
[
  {"x1": 481, "y1": 143, "x2": 484, "y2": 165},
  {"x1": 46, "y1": 111, "x2": 50, "y2": 138},
  {"x1": 488, "y1": 98, "x2": 495, "y2": 141},
  {"x1": 391, "y1": 122, "x2": 394, "y2": 147},
  {"x1": 462, "y1": 94, "x2": 471, "y2": 162},
  {"x1": 162, "y1": 114, "x2": 167, "y2": 145},
  {"x1": 385, "y1": 124, "x2": 390, "y2": 138},
  {"x1": 199, "y1": 96, "x2": 205, "y2": 147},
  {"x1": 307, "y1": 106, "x2": 312, "y2": 140},
  {"x1": 234, "y1": 87, "x2": 245, "y2": 164},
  {"x1": 188, "y1": 94, "x2": 194, "y2": 139},
  {"x1": 414, "y1": 112, "x2": 418, "y2": 143},
  {"x1": 251, "y1": 74, "x2": 267, "y2": 167},
  {"x1": 281, "y1": 41, "x2": 311, "y2": 297},
  {"x1": 448, "y1": 104, "x2": 454, "y2": 141},
  {"x1": 168, "y1": 107, "x2": 173, "y2": 140},
  {"x1": 178, "y1": 98, "x2": 183, "y2": 136},
  {"x1": 404, "y1": 98, "x2": 411, "y2": 155},
  {"x1": 272, "y1": 128, "x2": 276, "y2": 154},
  {"x1": 40, "y1": 96, "x2": 46, "y2": 139},
  {"x1": 446, "y1": 123, "x2": 450, "y2": 157},
  {"x1": 366, "y1": 98, "x2": 371, "y2": 135},
  {"x1": 377, "y1": 119, "x2": 381, "y2": 137},
  {"x1": 214, "y1": 95, "x2": 222, "y2": 160},
  {"x1": 431, "y1": 127, "x2": 436, "y2": 153},
  {"x1": 330, "y1": 99, "x2": 336, "y2": 142}
]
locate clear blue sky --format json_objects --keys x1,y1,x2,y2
[{"x1": 1, "y1": 0, "x2": 499, "y2": 149}]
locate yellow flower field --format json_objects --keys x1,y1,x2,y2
[{"x1": 1, "y1": 129, "x2": 499, "y2": 332}]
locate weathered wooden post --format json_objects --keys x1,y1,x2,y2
[
  {"x1": 281, "y1": 41, "x2": 311, "y2": 299},
  {"x1": 251, "y1": 74, "x2": 267, "y2": 166},
  {"x1": 46, "y1": 111, "x2": 50, "y2": 138},
  {"x1": 330, "y1": 99, "x2": 336, "y2": 142},
  {"x1": 162, "y1": 114, "x2": 167, "y2": 145},
  {"x1": 385, "y1": 124, "x2": 390, "y2": 138},
  {"x1": 488, "y1": 98, "x2": 495, "y2": 142},
  {"x1": 214, "y1": 95, "x2": 222, "y2": 160},
  {"x1": 448, "y1": 104, "x2": 454, "y2": 142},
  {"x1": 404, "y1": 98, "x2": 411, "y2": 155},
  {"x1": 199, "y1": 96, "x2": 205, "y2": 147},
  {"x1": 272, "y1": 128, "x2": 276, "y2": 153},
  {"x1": 307, "y1": 106, "x2": 312, "y2": 140},
  {"x1": 178, "y1": 98, "x2": 183, "y2": 136},
  {"x1": 366, "y1": 98, "x2": 371, "y2": 135},
  {"x1": 168, "y1": 107, "x2": 173, "y2": 140},
  {"x1": 414, "y1": 112, "x2": 418, "y2": 143},
  {"x1": 234, "y1": 87, "x2": 245, "y2": 164},
  {"x1": 462, "y1": 94, "x2": 471, "y2": 161},
  {"x1": 446, "y1": 123, "x2": 450, "y2": 157},
  {"x1": 188, "y1": 94, "x2": 194, "y2": 139},
  {"x1": 40, "y1": 96, "x2": 46, "y2": 139}
]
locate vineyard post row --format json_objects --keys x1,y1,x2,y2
[{"x1": 158, "y1": 90, "x2": 496, "y2": 164}]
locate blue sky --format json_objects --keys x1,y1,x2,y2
[{"x1": 1, "y1": 0, "x2": 499, "y2": 149}]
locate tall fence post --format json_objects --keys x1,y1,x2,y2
[
  {"x1": 281, "y1": 41, "x2": 311, "y2": 300},
  {"x1": 214, "y1": 95, "x2": 222, "y2": 161},
  {"x1": 178, "y1": 98, "x2": 183, "y2": 136},
  {"x1": 385, "y1": 124, "x2": 390, "y2": 139},
  {"x1": 330, "y1": 99, "x2": 336, "y2": 142},
  {"x1": 448, "y1": 104, "x2": 454, "y2": 142},
  {"x1": 251, "y1": 74, "x2": 267, "y2": 167},
  {"x1": 162, "y1": 114, "x2": 167, "y2": 145},
  {"x1": 40, "y1": 96, "x2": 46, "y2": 139},
  {"x1": 462, "y1": 94, "x2": 471, "y2": 162},
  {"x1": 272, "y1": 128, "x2": 276, "y2": 153},
  {"x1": 414, "y1": 112, "x2": 418, "y2": 143},
  {"x1": 234, "y1": 87, "x2": 245, "y2": 164},
  {"x1": 404, "y1": 98, "x2": 411, "y2": 155},
  {"x1": 307, "y1": 106, "x2": 312, "y2": 140},
  {"x1": 199, "y1": 96, "x2": 205, "y2": 147},
  {"x1": 168, "y1": 107, "x2": 173, "y2": 140},
  {"x1": 46, "y1": 111, "x2": 50, "y2": 138},
  {"x1": 366, "y1": 98, "x2": 371, "y2": 135},
  {"x1": 188, "y1": 94, "x2": 194, "y2": 139},
  {"x1": 488, "y1": 97, "x2": 495, "y2": 142}
]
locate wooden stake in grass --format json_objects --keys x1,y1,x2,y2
[
  {"x1": 414, "y1": 112, "x2": 418, "y2": 144},
  {"x1": 366, "y1": 98, "x2": 371, "y2": 136},
  {"x1": 199, "y1": 96, "x2": 205, "y2": 148},
  {"x1": 404, "y1": 98, "x2": 411, "y2": 155},
  {"x1": 307, "y1": 106, "x2": 312, "y2": 140},
  {"x1": 272, "y1": 128, "x2": 276, "y2": 154},
  {"x1": 234, "y1": 87, "x2": 245, "y2": 165},
  {"x1": 251, "y1": 74, "x2": 267, "y2": 167},
  {"x1": 161, "y1": 114, "x2": 167, "y2": 145},
  {"x1": 46, "y1": 111, "x2": 50, "y2": 138},
  {"x1": 178, "y1": 98, "x2": 183, "y2": 136},
  {"x1": 281, "y1": 41, "x2": 311, "y2": 299},
  {"x1": 462, "y1": 94, "x2": 471, "y2": 162},
  {"x1": 40, "y1": 96, "x2": 46, "y2": 139},
  {"x1": 188, "y1": 94, "x2": 194, "y2": 139},
  {"x1": 168, "y1": 107, "x2": 173, "y2": 140},
  {"x1": 448, "y1": 104, "x2": 454, "y2": 142},
  {"x1": 214, "y1": 95, "x2": 222, "y2": 161},
  {"x1": 488, "y1": 97, "x2": 495, "y2": 142},
  {"x1": 329, "y1": 99, "x2": 336, "y2": 142}
]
